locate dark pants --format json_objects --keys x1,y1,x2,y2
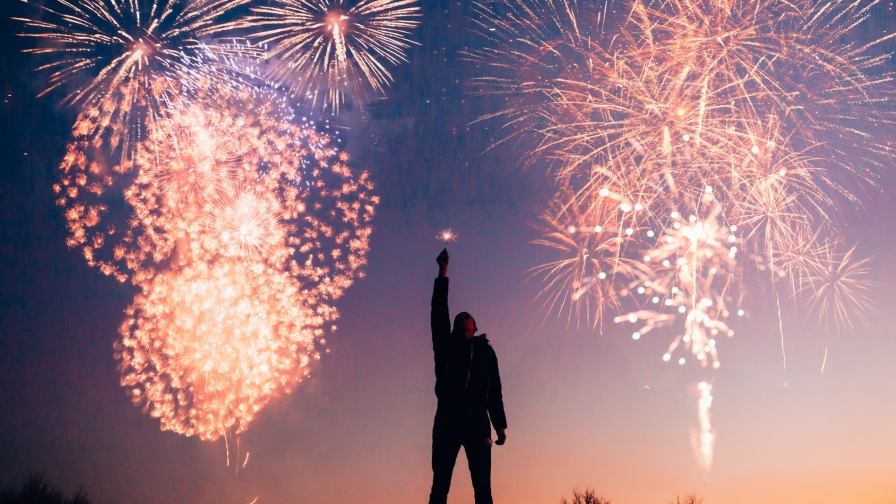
[{"x1": 428, "y1": 407, "x2": 493, "y2": 504}]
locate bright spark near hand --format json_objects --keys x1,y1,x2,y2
[{"x1": 438, "y1": 229, "x2": 457, "y2": 244}]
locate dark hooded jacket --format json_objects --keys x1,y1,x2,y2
[{"x1": 431, "y1": 277, "x2": 507, "y2": 431}]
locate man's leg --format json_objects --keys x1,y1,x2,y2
[
  {"x1": 429, "y1": 409, "x2": 461, "y2": 504},
  {"x1": 463, "y1": 413, "x2": 493, "y2": 504}
]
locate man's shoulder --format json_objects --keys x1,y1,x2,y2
[{"x1": 473, "y1": 335, "x2": 496, "y2": 351}]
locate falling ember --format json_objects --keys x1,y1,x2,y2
[
  {"x1": 691, "y1": 382, "x2": 715, "y2": 473},
  {"x1": 438, "y1": 229, "x2": 458, "y2": 244}
]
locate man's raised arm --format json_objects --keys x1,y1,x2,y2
[{"x1": 431, "y1": 249, "x2": 451, "y2": 356}]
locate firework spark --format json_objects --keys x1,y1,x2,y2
[{"x1": 229, "y1": 0, "x2": 421, "y2": 110}]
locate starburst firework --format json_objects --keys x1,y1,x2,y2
[
  {"x1": 230, "y1": 0, "x2": 421, "y2": 110},
  {"x1": 210, "y1": 189, "x2": 284, "y2": 259},
  {"x1": 16, "y1": 0, "x2": 249, "y2": 157}
]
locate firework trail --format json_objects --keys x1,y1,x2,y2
[
  {"x1": 474, "y1": 0, "x2": 893, "y2": 471},
  {"x1": 222, "y1": 0, "x2": 421, "y2": 111},
  {"x1": 691, "y1": 381, "x2": 715, "y2": 474}
]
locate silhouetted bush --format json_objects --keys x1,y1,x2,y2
[
  {"x1": 561, "y1": 488, "x2": 703, "y2": 504},
  {"x1": 1, "y1": 473, "x2": 89, "y2": 504},
  {"x1": 668, "y1": 494, "x2": 702, "y2": 504},
  {"x1": 560, "y1": 488, "x2": 610, "y2": 504}
]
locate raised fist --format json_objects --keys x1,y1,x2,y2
[{"x1": 437, "y1": 248, "x2": 449, "y2": 277}]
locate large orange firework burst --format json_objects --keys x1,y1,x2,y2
[
  {"x1": 475, "y1": 0, "x2": 891, "y2": 472},
  {"x1": 19, "y1": 0, "x2": 389, "y2": 454},
  {"x1": 474, "y1": 0, "x2": 891, "y2": 351},
  {"x1": 54, "y1": 86, "x2": 378, "y2": 440}
]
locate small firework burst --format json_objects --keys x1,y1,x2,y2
[
  {"x1": 16, "y1": 0, "x2": 250, "y2": 157},
  {"x1": 230, "y1": 0, "x2": 421, "y2": 110}
]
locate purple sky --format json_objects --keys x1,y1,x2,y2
[{"x1": 2, "y1": 2, "x2": 896, "y2": 503}]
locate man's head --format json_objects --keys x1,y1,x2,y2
[{"x1": 453, "y1": 312, "x2": 477, "y2": 339}]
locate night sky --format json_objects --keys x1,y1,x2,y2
[{"x1": 2, "y1": 1, "x2": 896, "y2": 503}]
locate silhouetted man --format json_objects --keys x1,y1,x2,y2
[{"x1": 429, "y1": 248, "x2": 507, "y2": 504}]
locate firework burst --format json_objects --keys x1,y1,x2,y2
[
  {"x1": 477, "y1": 0, "x2": 891, "y2": 471},
  {"x1": 228, "y1": 0, "x2": 421, "y2": 110},
  {"x1": 626, "y1": 204, "x2": 738, "y2": 369},
  {"x1": 476, "y1": 0, "x2": 888, "y2": 347},
  {"x1": 53, "y1": 86, "x2": 378, "y2": 440},
  {"x1": 55, "y1": 88, "x2": 378, "y2": 289},
  {"x1": 803, "y1": 244, "x2": 877, "y2": 334},
  {"x1": 115, "y1": 258, "x2": 320, "y2": 441},
  {"x1": 16, "y1": 0, "x2": 249, "y2": 156},
  {"x1": 530, "y1": 183, "x2": 651, "y2": 329},
  {"x1": 209, "y1": 188, "x2": 285, "y2": 260},
  {"x1": 470, "y1": 0, "x2": 896, "y2": 180}
]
